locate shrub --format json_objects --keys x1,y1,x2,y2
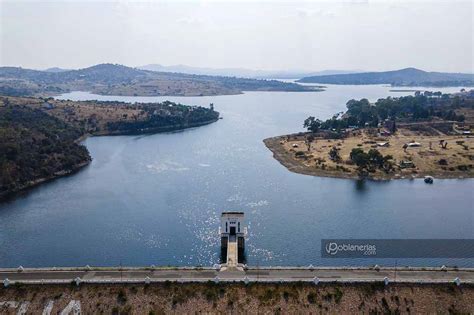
[
  {"x1": 307, "y1": 292, "x2": 317, "y2": 304},
  {"x1": 117, "y1": 289, "x2": 127, "y2": 304},
  {"x1": 438, "y1": 159, "x2": 448, "y2": 165}
]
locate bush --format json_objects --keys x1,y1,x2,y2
[
  {"x1": 307, "y1": 292, "x2": 317, "y2": 304},
  {"x1": 295, "y1": 151, "x2": 306, "y2": 158},
  {"x1": 457, "y1": 164, "x2": 470, "y2": 171},
  {"x1": 117, "y1": 289, "x2": 127, "y2": 304},
  {"x1": 438, "y1": 159, "x2": 448, "y2": 165}
]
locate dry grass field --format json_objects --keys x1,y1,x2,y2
[
  {"x1": 265, "y1": 126, "x2": 473, "y2": 180},
  {"x1": 1, "y1": 97, "x2": 145, "y2": 134}
]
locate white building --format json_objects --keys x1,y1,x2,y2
[{"x1": 220, "y1": 212, "x2": 245, "y2": 236}]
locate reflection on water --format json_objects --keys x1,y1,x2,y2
[
  {"x1": 355, "y1": 180, "x2": 367, "y2": 192},
  {"x1": 0, "y1": 85, "x2": 472, "y2": 268}
]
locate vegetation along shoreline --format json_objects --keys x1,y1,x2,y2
[
  {"x1": 265, "y1": 89, "x2": 474, "y2": 180},
  {"x1": 0, "y1": 96, "x2": 220, "y2": 200}
]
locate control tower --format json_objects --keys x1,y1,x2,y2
[{"x1": 220, "y1": 212, "x2": 247, "y2": 266}]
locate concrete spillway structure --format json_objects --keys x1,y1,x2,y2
[{"x1": 220, "y1": 212, "x2": 247, "y2": 267}]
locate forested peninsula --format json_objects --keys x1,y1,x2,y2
[{"x1": 0, "y1": 96, "x2": 219, "y2": 199}]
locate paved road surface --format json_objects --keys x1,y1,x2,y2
[{"x1": 1, "y1": 267, "x2": 473, "y2": 284}]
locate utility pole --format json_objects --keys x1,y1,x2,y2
[
  {"x1": 394, "y1": 259, "x2": 397, "y2": 282},
  {"x1": 256, "y1": 259, "x2": 259, "y2": 282},
  {"x1": 120, "y1": 260, "x2": 123, "y2": 282}
]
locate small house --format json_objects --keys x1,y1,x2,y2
[
  {"x1": 400, "y1": 160, "x2": 415, "y2": 168},
  {"x1": 407, "y1": 142, "x2": 421, "y2": 147},
  {"x1": 42, "y1": 102, "x2": 55, "y2": 110}
]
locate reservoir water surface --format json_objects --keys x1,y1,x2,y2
[{"x1": 0, "y1": 85, "x2": 472, "y2": 268}]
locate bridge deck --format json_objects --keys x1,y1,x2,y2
[
  {"x1": 226, "y1": 235, "x2": 238, "y2": 267},
  {"x1": 1, "y1": 268, "x2": 473, "y2": 284}
]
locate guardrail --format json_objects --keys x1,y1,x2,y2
[
  {"x1": 1, "y1": 265, "x2": 473, "y2": 272},
  {"x1": 2, "y1": 277, "x2": 472, "y2": 286}
]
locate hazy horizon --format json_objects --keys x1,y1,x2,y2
[{"x1": 1, "y1": 0, "x2": 473, "y2": 73}]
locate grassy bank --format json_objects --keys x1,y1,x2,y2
[{"x1": 264, "y1": 128, "x2": 473, "y2": 180}]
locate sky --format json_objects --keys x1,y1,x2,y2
[{"x1": 0, "y1": 0, "x2": 472, "y2": 73}]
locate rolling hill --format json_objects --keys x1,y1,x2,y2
[
  {"x1": 297, "y1": 68, "x2": 474, "y2": 87},
  {"x1": 0, "y1": 64, "x2": 321, "y2": 97}
]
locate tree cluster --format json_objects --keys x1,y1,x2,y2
[
  {"x1": 304, "y1": 94, "x2": 470, "y2": 133},
  {"x1": 349, "y1": 148, "x2": 394, "y2": 174},
  {"x1": 0, "y1": 106, "x2": 91, "y2": 197},
  {"x1": 106, "y1": 102, "x2": 219, "y2": 134}
]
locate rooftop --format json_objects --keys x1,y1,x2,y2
[{"x1": 221, "y1": 211, "x2": 244, "y2": 216}]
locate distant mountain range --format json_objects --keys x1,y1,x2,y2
[
  {"x1": 0, "y1": 63, "x2": 321, "y2": 97},
  {"x1": 297, "y1": 68, "x2": 474, "y2": 87},
  {"x1": 138, "y1": 64, "x2": 361, "y2": 79}
]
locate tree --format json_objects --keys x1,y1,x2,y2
[
  {"x1": 350, "y1": 148, "x2": 369, "y2": 169},
  {"x1": 350, "y1": 148, "x2": 393, "y2": 175},
  {"x1": 329, "y1": 146, "x2": 341, "y2": 162},
  {"x1": 382, "y1": 155, "x2": 394, "y2": 173},
  {"x1": 304, "y1": 116, "x2": 322, "y2": 133},
  {"x1": 305, "y1": 134, "x2": 315, "y2": 151},
  {"x1": 368, "y1": 149, "x2": 384, "y2": 168}
]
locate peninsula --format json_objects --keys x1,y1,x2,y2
[
  {"x1": 0, "y1": 96, "x2": 219, "y2": 199},
  {"x1": 297, "y1": 68, "x2": 474, "y2": 87},
  {"x1": 265, "y1": 90, "x2": 474, "y2": 180}
]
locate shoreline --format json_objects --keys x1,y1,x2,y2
[
  {"x1": 0, "y1": 118, "x2": 219, "y2": 202},
  {"x1": 0, "y1": 160, "x2": 91, "y2": 202},
  {"x1": 92, "y1": 117, "x2": 219, "y2": 136},
  {"x1": 264, "y1": 135, "x2": 474, "y2": 181},
  {"x1": 0, "y1": 96, "x2": 221, "y2": 202},
  {"x1": 264, "y1": 136, "x2": 363, "y2": 180},
  {"x1": 47, "y1": 86, "x2": 324, "y2": 99}
]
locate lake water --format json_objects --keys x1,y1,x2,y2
[{"x1": 1, "y1": 85, "x2": 472, "y2": 268}]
